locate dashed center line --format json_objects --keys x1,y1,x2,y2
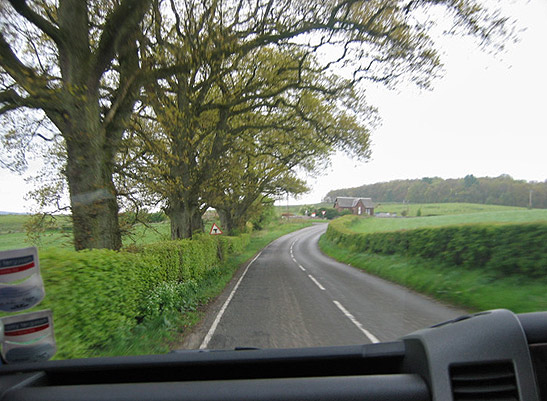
[
  {"x1": 292, "y1": 238, "x2": 378, "y2": 344},
  {"x1": 290, "y1": 240, "x2": 306, "y2": 271},
  {"x1": 333, "y1": 300, "x2": 379, "y2": 344},
  {"x1": 308, "y1": 274, "x2": 326, "y2": 291}
]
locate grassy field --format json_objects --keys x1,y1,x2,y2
[
  {"x1": 0, "y1": 214, "x2": 74, "y2": 251},
  {"x1": 0, "y1": 213, "x2": 313, "y2": 251},
  {"x1": 274, "y1": 203, "x2": 333, "y2": 215},
  {"x1": 348, "y1": 208, "x2": 547, "y2": 234},
  {"x1": 374, "y1": 202, "x2": 524, "y2": 217},
  {"x1": 0, "y1": 213, "x2": 180, "y2": 251},
  {"x1": 0, "y1": 214, "x2": 31, "y2": 233},
  {"x1": 2, "y1": 203, "x2": 543, "y2": 250}
]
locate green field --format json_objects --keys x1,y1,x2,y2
[
  {"x1": 375, "y1": 202, "x2": 524, "y2": 216},
  {"x1": 275, "y1": 203, "x2": 333, "y2": 215},
  {"x1": 348, "y1": 208, "x2": 547, "y2": 234},
  {"x1": 0, "y1": 213, "x2": 312, "y2": 251}
]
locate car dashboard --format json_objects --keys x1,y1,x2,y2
[{"x1": 0, "y1": 309, "x2": 545, "y2": 401}]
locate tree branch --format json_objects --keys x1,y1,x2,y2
[
  {"x1": 7, "y1": 0, "x2": 65, "y2": 49},
  {"x1": 0, "y1": 88, "x2": 57, "y2": 115},
  {"x1": 91, "y1": 0, "x2": 152, "y2": 82},
  {"x1": 0, "y1": 33, "x2": 48, "y2": 96}
]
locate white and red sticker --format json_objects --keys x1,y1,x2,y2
[
  {"x1": 1, "y1": 310, "x2": 56, "y2": 363},
  {"x1": 0, "y1": 248, "x2": 39, "y2": 283},
  {"x1": 0, "y1": 247, "x2": 45, "y2": 312},
  {"x1": 0, "y1": 257, "x2": 35, "y2": 276},
  {"x1": 4, "y1": 317, "x2": 50, "y2": 337}
]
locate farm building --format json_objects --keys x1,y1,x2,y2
[{"x1": 334, "y1": 197, "x2": 375, "y2": 216}]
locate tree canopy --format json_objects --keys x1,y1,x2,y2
[{"x1": 0, "y1": 0, "x2": 513, "y2": 249}]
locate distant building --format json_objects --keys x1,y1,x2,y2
[{"x1": 333, "y1": 197, "x2": 375, "y2": 216}]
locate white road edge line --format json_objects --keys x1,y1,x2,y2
[
  {"x1": 199, "y1": 250, "x2": 263, "y2": 349},
  {"x1": 308, "y1": 274, "x2": 326, "y2": 291},
  {"x1": 333, "y1": 300, "x2": 379, "y2": 344}
]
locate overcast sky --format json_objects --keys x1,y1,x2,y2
[
  {"x1": 292, "y1": 0, "x2": 547, "y2": 205},
  {"x1": 1, "y1": 1, "x2": 546, "y2": 212}
]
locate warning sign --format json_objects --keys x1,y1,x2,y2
[{"x1": 209, "y1": 223, "x2": 223, "y2": 235}]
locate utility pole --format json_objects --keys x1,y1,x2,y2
[{"x1": 529, "y1": 190, "x2": 533, "y2": 209}]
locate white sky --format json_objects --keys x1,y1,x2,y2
[
  {"x1": 1, "y1": 1, "x2": 546, "y2": 212},
  {"x1": 292, "y1": 0, "x2": 547, "y2": 204}
]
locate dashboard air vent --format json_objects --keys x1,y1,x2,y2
[{"x1": 450, "y1": 361, "x2": 519, "y2": 401}]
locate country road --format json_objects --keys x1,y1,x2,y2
[{"x1": 182, "y1": 223, "x2": 467, "y2": 350}]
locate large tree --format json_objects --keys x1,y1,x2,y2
[
  {"x1": 0, "y1": 0, "x2": 153, "y2": 249},
  {"x1": 123, "y1": 37, "x2": 373, "y2": 238}
]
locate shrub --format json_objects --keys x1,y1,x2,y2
[
  {"x1": 22, "y1": 233, "x2": 249, "y2": 359},
  {"x1": 142, "y1": 280, "x2": 199, "y2": 317},
  {"x1": 36, "y1": 248, "x2": 146, "y2": 358},
  {"x1": 326, "y1": 217, "x2": 547, "y2": 279}
]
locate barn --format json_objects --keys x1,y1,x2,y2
[{"x1": 334, "y1": 197, "x2": 375, "y2": 216}]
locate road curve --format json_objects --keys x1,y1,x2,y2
[{"x1": 187, "y1": 223, "x2": 467, "y2": 350}]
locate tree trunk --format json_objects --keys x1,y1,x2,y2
[
  {"x1": 217, "y1": 208, "x2": 235, "y2": 235},
  {"x1": 68, "y1": 174, "x2": 121, "y2": 251},
  {"x1": 166, "y1": 198, "x2": 202, "y2": 239},
  {"x1": 63, "y1": 100, "x2": 122, "y2": 250},
  {"x1": 192, "y1": 210, "x2": 204, "y2": 233}
]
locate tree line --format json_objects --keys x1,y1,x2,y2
[
  {"x1": 325, "y1": 175, "x2": 547, "y2": 209},
  {"x1": 0, "y1": 1, "x2": 512, "y2": 250}
]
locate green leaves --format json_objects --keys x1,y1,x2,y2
[
  {"x1": 21, "y1": 232, "x2": 251, "y2": 359},
  {"x1": 328, "y1": 216, "x2": 547, "y2": 278}
]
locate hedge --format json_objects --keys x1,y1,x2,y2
[
  {"x1": 5, "y1": 234, "x2": 249, "y2": 359},
  {"x1": 327, "y1": 216, "x2": 547, "y2": 278}
]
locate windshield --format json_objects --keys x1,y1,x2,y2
[{"x1": 0, "y1": 0, "x2": 545, "y2": 362}]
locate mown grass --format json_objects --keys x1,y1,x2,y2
[
  {"x1": 348, "y1": 209, "x2": 547, "y2": 234},
  {"x1": 319, "y1": 235, "x2": 547, "y2": 313},
  {"x1": 94, "y1": 220, "x2": 314, "y2": 357},
  {"x1": 0, "y1": 218, "x2": 176, "y2": 251},
  {"x1": 0, "y1": 214, "x2": 31, "y2": 233},
  {"x1": 374, "y1": 202, "x2": 525, "y2": 217}
]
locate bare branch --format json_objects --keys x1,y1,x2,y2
[
  {"x1": 7, "y1": 0, "x2": 64, "y2": 49},
  {"x1": 0, "y1": 88, "x2": 58, "y2": 115},
  {"x1": 0, "y1": 33, "x2": 48, "y2": 96}
]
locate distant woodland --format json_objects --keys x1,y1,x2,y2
[{"x1": 325, "y1": 175, "x2": 547, "y2": 209}]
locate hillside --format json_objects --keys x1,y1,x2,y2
[{"x1": 325, "y1": 175, "x2": 547, "y2": 209}]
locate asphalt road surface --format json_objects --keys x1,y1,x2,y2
[{"x1": 188, "y1": 223, "x2": 467, "y2": 350}]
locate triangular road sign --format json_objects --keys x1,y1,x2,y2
[{"x1": 209, "y1": 223, "x2": 223, "y2": 235}]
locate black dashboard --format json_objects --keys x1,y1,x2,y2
[{"x1": 0, "y1": 309, "x2": 545, "y2": 400}]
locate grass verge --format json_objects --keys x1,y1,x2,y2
[
  {"x1": 318, "y1": 235, "x2": 547, "y2": 314},
  {"x1": 96, "y1": 220, "x2": 314, "y2": 357}
]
